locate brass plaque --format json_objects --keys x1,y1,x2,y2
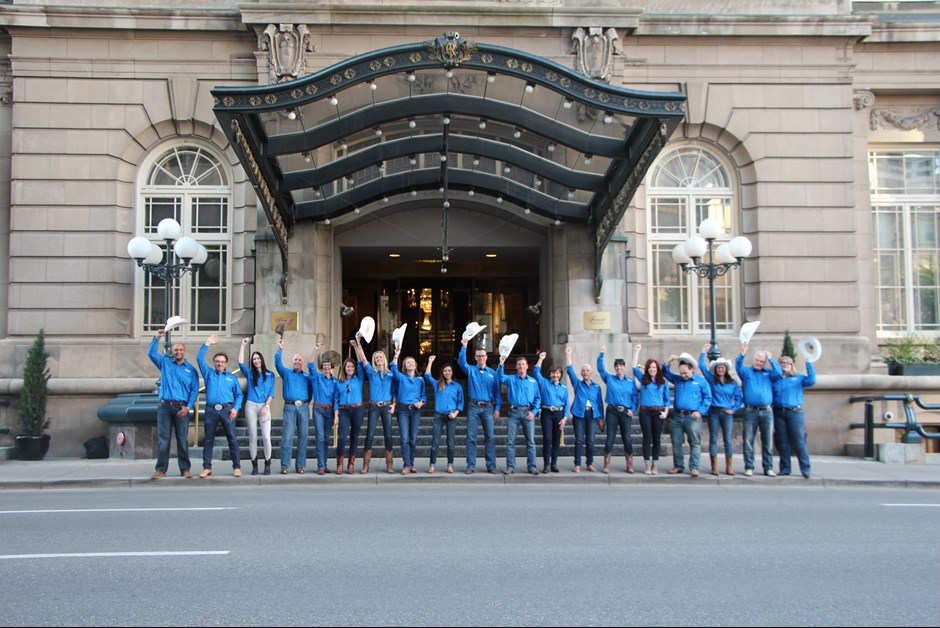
[
  {"x1": 583, "y1": 311, "x2": 611, "y2": 330},
  {"x1": 271, "y1": 312, "x2": 299, "y2": 333}
]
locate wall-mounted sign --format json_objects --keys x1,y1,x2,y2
[
  {"x1": 583, "y1": 311, "x2": 611, "y2": 330},
  {"x1": 271, "y1": 312, "x2": 299, "y2": 333}
]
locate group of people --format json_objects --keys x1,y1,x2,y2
[{"x1": 147, "y1": 329, "x2": 816, "y2": 480}]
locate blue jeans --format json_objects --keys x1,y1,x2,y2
[
  {"x1": 281, "y1": 403, "x2": 310, "y2": 470},
  {"x1": 365, "y1": 403, "x2": 394, "y2": 452},
  {"x1": 774, "y1": 407, "x2": 811, "y2": 476},
  {"x1": 708, "y1": 408, "x2": 735, "y2": 457},
  {"x1": 466, "y1": 403, "x2": 496, "y2": 471},
  {"x1": 540, "y1": 409, "x2": 563, "y2": 468},
  {"x1": 506, "y1": 409, "x2": 537, "y2": 472},
  {"x1": 743, "y1": 406, "x2": 774, "y2": 472},
  {"x1": 430, "y1": 412, "x2": 456, "y2": 465},
  {"x1": 604, "y1": 407, "x2": 633, "y2": 455},
  {"x1": 202, "y1": 405, "x2": 240, "y2": 470},
  {"x1": 155, "y1": 402, "x2": 191, "y2": 474},
  {"x1": 337, "y1": 406, "x2": 364, "y2": 458},
  {"x1": 312, "y1": 406, "x2": 331, "y2": 471},
  {"x1": 398, "y1": 407, "x2": 422, "y2": 468},
  {"x1": 572, "y1": 415, "x2": 597, "y2": 467},
  {"x1": 670, "y1": 412, "x2": 702, "y2": 471}
]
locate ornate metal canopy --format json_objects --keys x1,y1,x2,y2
[{"x1": 212, "y1": 33, "x2": 686, "y2": 296}]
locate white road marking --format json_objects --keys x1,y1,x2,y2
[
  {"x1": 881, "y1": 503, "x2": 940, "y2": 507},
  {"x1": 0, "y1": 551, "x2": 229, "y2": 560},
  {"x1": 0, "y1": 507, "x2": 237, "y2": 515}
]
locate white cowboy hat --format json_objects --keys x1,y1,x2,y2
[
  {"x1": 163, "y1": 316, "x2": 189, "y2": 332},
  {"x1": 739, "y1": 320, "x2": 761, "y2": 344},
  {"x1": 391, "y1": 323, "x2": 408, "y2": 349},
  {"x1": 358, "y1": 316, "x2": 375, "y2": 344},
  {"x1": 797, "y1": 336, "x2": 822, "y2": 363},
  {"x1": 498, "y1": 333, "x2": 519, "y2": 358},
  {"x1": 462, "y1": 321, "x2": 487, "y2": 342},
  {"x1": 676, "y1": 352, "x2": 697, "y2": 368},
  {"x1": 709, "y1": 357, "x2": 733, "y2": 373}
]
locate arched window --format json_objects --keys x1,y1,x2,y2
[
  {"x1": 646, "y1": 145, "x2": 738, "y2": 334},
  {"x1": 136, "y1": 144, "x2": 232, "y2": 335}
]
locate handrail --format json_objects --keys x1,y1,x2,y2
[{"x1": 848, "y1": 394, "x2": 940, "y2": 458}]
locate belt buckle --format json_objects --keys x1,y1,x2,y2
[
  {"x1": 294, "y1": 400, "x2": 303, "y2": 406},
  {"x1": 213, "y1": 404, "x2": 223, "y2": 411}
]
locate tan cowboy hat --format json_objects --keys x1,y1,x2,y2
[
  {"x1": 462, "y1": 321, "x2": 487, "y2": 342},
  {"x1": 739, "y1": 320, "x2": 761, "y2": 344},
  {"x1": 498, "y1": 333, "x2": 519, "y2": 358},
  {"x1": 709, "y1": 357, "x2": 733, "y2": 373},
  {"x1": 163, "y1": 316, "x2": 189, "y2": 332},
  {"x1": 391, "y1": 323, "x2": 408, "y2": 349},
  {"x1": 358, "y1": 316, "x2": 375, "y2": 344},
  {"x1": 797, "y1": 336, "x2": 822, "y2": 363},
  {"x1": 676, "y1": 352, "x2": 697, "y2": 368}
]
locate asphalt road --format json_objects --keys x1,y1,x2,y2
[{"x1": 1, "y1": 485, "x2": 938, "y2": 626}]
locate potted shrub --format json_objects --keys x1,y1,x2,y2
[
  {"x1": 15, "y1": 328, "x2": 51, "y2": 460},
  {"x1": 882, "y1": 334, "x2": 940, "y2": 376}
]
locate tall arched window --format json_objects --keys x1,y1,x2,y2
[
  {"x1": 136, "y1": 143, "x2": 232, "y2": 334},
  {"x1": 646, "y1": 145, "x2": 738, "y2": 333}
]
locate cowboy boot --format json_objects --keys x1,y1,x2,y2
[
  {"x1": 336, "y1": 456, "x2": 345, "y2": 475},
  {"x1": 263, "y1": 458, "x2": 271, "y2": 475},
  {"x1": 347, "y1": 455, "x2": 356, "y2": 474},
  {"x1": 361, "y1": 451, "x2": 372, "y2": 474},
  {"x1": 710, "y1": 455, "x2": 719, "y2": 476},
  {"x1": 385, "y1": 450, "x2": 394, "y2": 474},
  {"x1": 725, "y1": 454, "x2": 735, "y2": 476},
  {"x1": 626, "y1": 454, "x2": 634, "y2": 474},
  {"x1": 250, "y1": 458, "x2": 259, "y2": 476},
  {"x1": 603, "y1": 453, "x2": 612, "y2": 474}
]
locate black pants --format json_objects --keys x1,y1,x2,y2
[
  {"x1": 540, "y1": 409, "x2": 564, "y2": 467},
  {"x1": 638, "y1": 408, "x2": 664, "y2": 461}
]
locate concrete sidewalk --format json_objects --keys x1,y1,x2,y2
[{"x1": 1, "y1": 455, "x2": 940, "y2": 489}]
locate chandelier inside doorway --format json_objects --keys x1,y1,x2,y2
[{"x1": 419, "y1": 288, "x2": 433, "y2": 331}]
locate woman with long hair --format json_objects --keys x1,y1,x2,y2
[
  {"x1": 238, "y1": 338, "x2": 275, "y2": 475},
  {"x1": 423, "y1": 356, "x2": 464, "y2": 474},
  {"x1": 632, "y1": 344, "x2": 671, "y2": 475},
  {"x1": 352, "y1": 331, "x2": 397, "y2": 473},
  {"x1": 533, "y1": 352, "x2": 568, "y2": 473},
  {"x1": 335, "y1": 350, "x2": 365, "y2": 475},
  {"x1": 390, "y1": 347, "x2": 426, "y2": 475},
  {"x1": 698, "y1": 344, "x2": 742, "y2": 475}
]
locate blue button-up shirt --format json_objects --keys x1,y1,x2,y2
[
  {"x1": 308, "y1": 366, "x2": 341, "y2": 408},
  {"x1": 698, "y1": 353, "x2": 742, "y2": 412},
  {"x1": 496, "y1": 365, "x2": 541, "y2": 413},
  {"x1": 238, "y1": 363, "x2": 275, "y2": 404},
  {"x1": 457, "y1": 345, "x2": 502, "y2": 412},
  {"x1": 663, "y1": 366, "x2": 712, "y2": 415},
  {"x1": 736, "y1": 353, "x2": 782, "y2": 407},
  {"x1": 534, "y1": 367, "x2": 568, "y2": 413},
  {"x1": 196, "y1": 345, "x2": 243, "y2": 407},
  {"x1": 597, "y1": 352, "x2": 638, "y2": 413},
  {"x1": 424, "y1": 374, "x2": 465, "y2": 414},
  {"x1": 633, "y1": 367, "x2": 671, "y2": 408},
  {"x1": 389, "y1": 364, "x2": 427, "y2": 405},
  {"x1": 336, "y1": 363, "x2": 364, "y2": 406},
  {"x1": 363, "y1": 363, "x2": 396, "y2": 403},
  {"x1": 148, "y1": 337, "x2": 199, "y2": 407},
  {"x1": 274, "y1": 349, "x2": 311, "y2": 403},
  {"x1": 772, "y1": 363, "x2": 816, "y2": 407},
  {"x1": 566, "y1": 365, "x2": 604, "y2": 419}
]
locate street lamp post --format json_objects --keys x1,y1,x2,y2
[
  {"x1": 672, "y1": 218, "x2": 752, "y2": 362},
  {"x1": 127, "y1": 218, "x2": 208, "y2": 356}
]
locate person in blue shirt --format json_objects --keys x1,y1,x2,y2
[
  {"x1": 566, "y1": 346, "x2": 604, "y2": 473},
  {"x1": 458, "y1": 338, "x2": 502, "y2": 474},
  {"x1": 238, "y1": 338, "x2": 275, "y2": 475},
  {"x1": 335, "y1": 354, "x2": 365, "y2": 474},
  {"x1": 534, "y1": 352, "x2": 569, "y2": 473},
  {"x1": 663, "y1": 352, "x2": 713, "y2": 477},
  {"x1": 352, "y1": 331, "x2": 397, "y2": 474},
  {"x1": 736, "y1": 342, "x2": 782, "y2": 477},
  {"x1": 390, "y1": 347, "x2": 427, "y2": 475},
  {"x1": 196, "y1": 336, "x2": 244, "y2": 478},
  {"x1": 698, "y1": 344, "x2": 743, "y2": 476},
  {"x1": 309, "y1": 341, "x2": 342, "y2": 475},
  {"x1": 598, "y1": 346, "x2": 639, "y2": 474},
  {"x1": 148, "y1": 330, "x2": 199, "y2": 479},
  {"x1": 497, "y1": 354, "x2": 542, "y2": 475},
  {"x1": 772, "y1": 355, "x2": 816, "y2": 478},
  {"x1": 274, "y1": 336, "x2": 314, "y2": 474},
  {"x1": 424, "y1": 355, "x2": 464, "y2": 474},
  {"x1": 632, "y1": 344, "x2": 671, "y2": 475}
]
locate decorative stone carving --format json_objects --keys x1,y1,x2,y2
[
  {"x1": 870, "y1": 107, "x2": 940, "y2": 131},
  {"x1": 571, "y1": 27, "x2": 621, "y2": 83},
  {"x1": 259, "y1": 24, "x2": 315, "y2": 84},
  {"x1": 0, "y1": 84, "x2": 10, "y2": 106},
  {"x1": 853, "y1": 89, "x2": 875, "y2": 110}
]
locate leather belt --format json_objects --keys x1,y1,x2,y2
[
  {"x1": 406, "y1": 403, "x2": 421, "y2": 410},
  {"x1": 510, "y1": 405, "x2": 531, "y2": 412},
  {"x1": 675, "y1": 410, "x2": 695, "y2": 416},
  {"x1": 340, "y1": 403, "x2": 363, "y2": 408},
  {"x1": 286, "y1": 400, "x2": 308, "y2": 406},
  {"x1": 745, "y1": 405, "x2": 770, "y2": 410},
  {"x1": 211, "y1": 403, "x2": 233, "y2": 411},
  {"x1": 160, "y1": 399, "x2": 186, "y2": 405},
  {"x1": 612, "y1": 405, "x2": 628, "y2": 412},
  {"x1": 541, "y1": 405, "x2": 563, "y2": 411},
  {"x1": 313, "y1": 402, "x2": 332, "y2": 409},
  {"x1": 471, "y1": 400, "x2": 494, "y2": 406},
  {"x1": 641, "y1": 406, "x2": 665, "y2": 411},
  {"x1": 775, "y1": 405, "x2": 802, "y2": 412},
  {"x1": 371, "y1": 401, "x2": 391, "y2": 407}
]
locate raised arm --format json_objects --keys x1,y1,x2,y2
[
  {"x1": 425, "y1": 355, "x2": 436, "y2": 376},
  {"x1": 352, "y1": 332, "x2": 368, "y2": 365},
  {"x1": 632, "y1": 343, "x2": 641, "y2": 369}
]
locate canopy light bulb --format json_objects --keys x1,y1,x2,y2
[
  {"x1": 329, "y1": 96, "x2": 338, "y2": 106},
  {"x1": 408, "y1": 119, "x2": 416, "y2": 129},
  {"x1": 563, "y1": 99, "x2": 572, "y2": 109},
  {"x1": 287, "y1": 110, "x2": 297, "y2": 120}
]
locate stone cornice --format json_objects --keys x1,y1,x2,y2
[
  {"x1": 0, "y1": 5, "x2": 244, "y2": 32},
  {"x1": 862, "y1": 22, "x2": 940, "y2": 43},
  {"x1": 635, "y1": 14, "x2": 873, "y2": 38}
]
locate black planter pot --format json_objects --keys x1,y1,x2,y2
[
  {"x1": 15, "y1": 434, "x2": 50, "y2": 460},
  {"x1": 887, "y1": 363, "x2": 940, "y2": 376}
]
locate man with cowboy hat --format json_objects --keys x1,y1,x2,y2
[{"x1": 663, "y1": 352, "x2": 712, "y2": 477}]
